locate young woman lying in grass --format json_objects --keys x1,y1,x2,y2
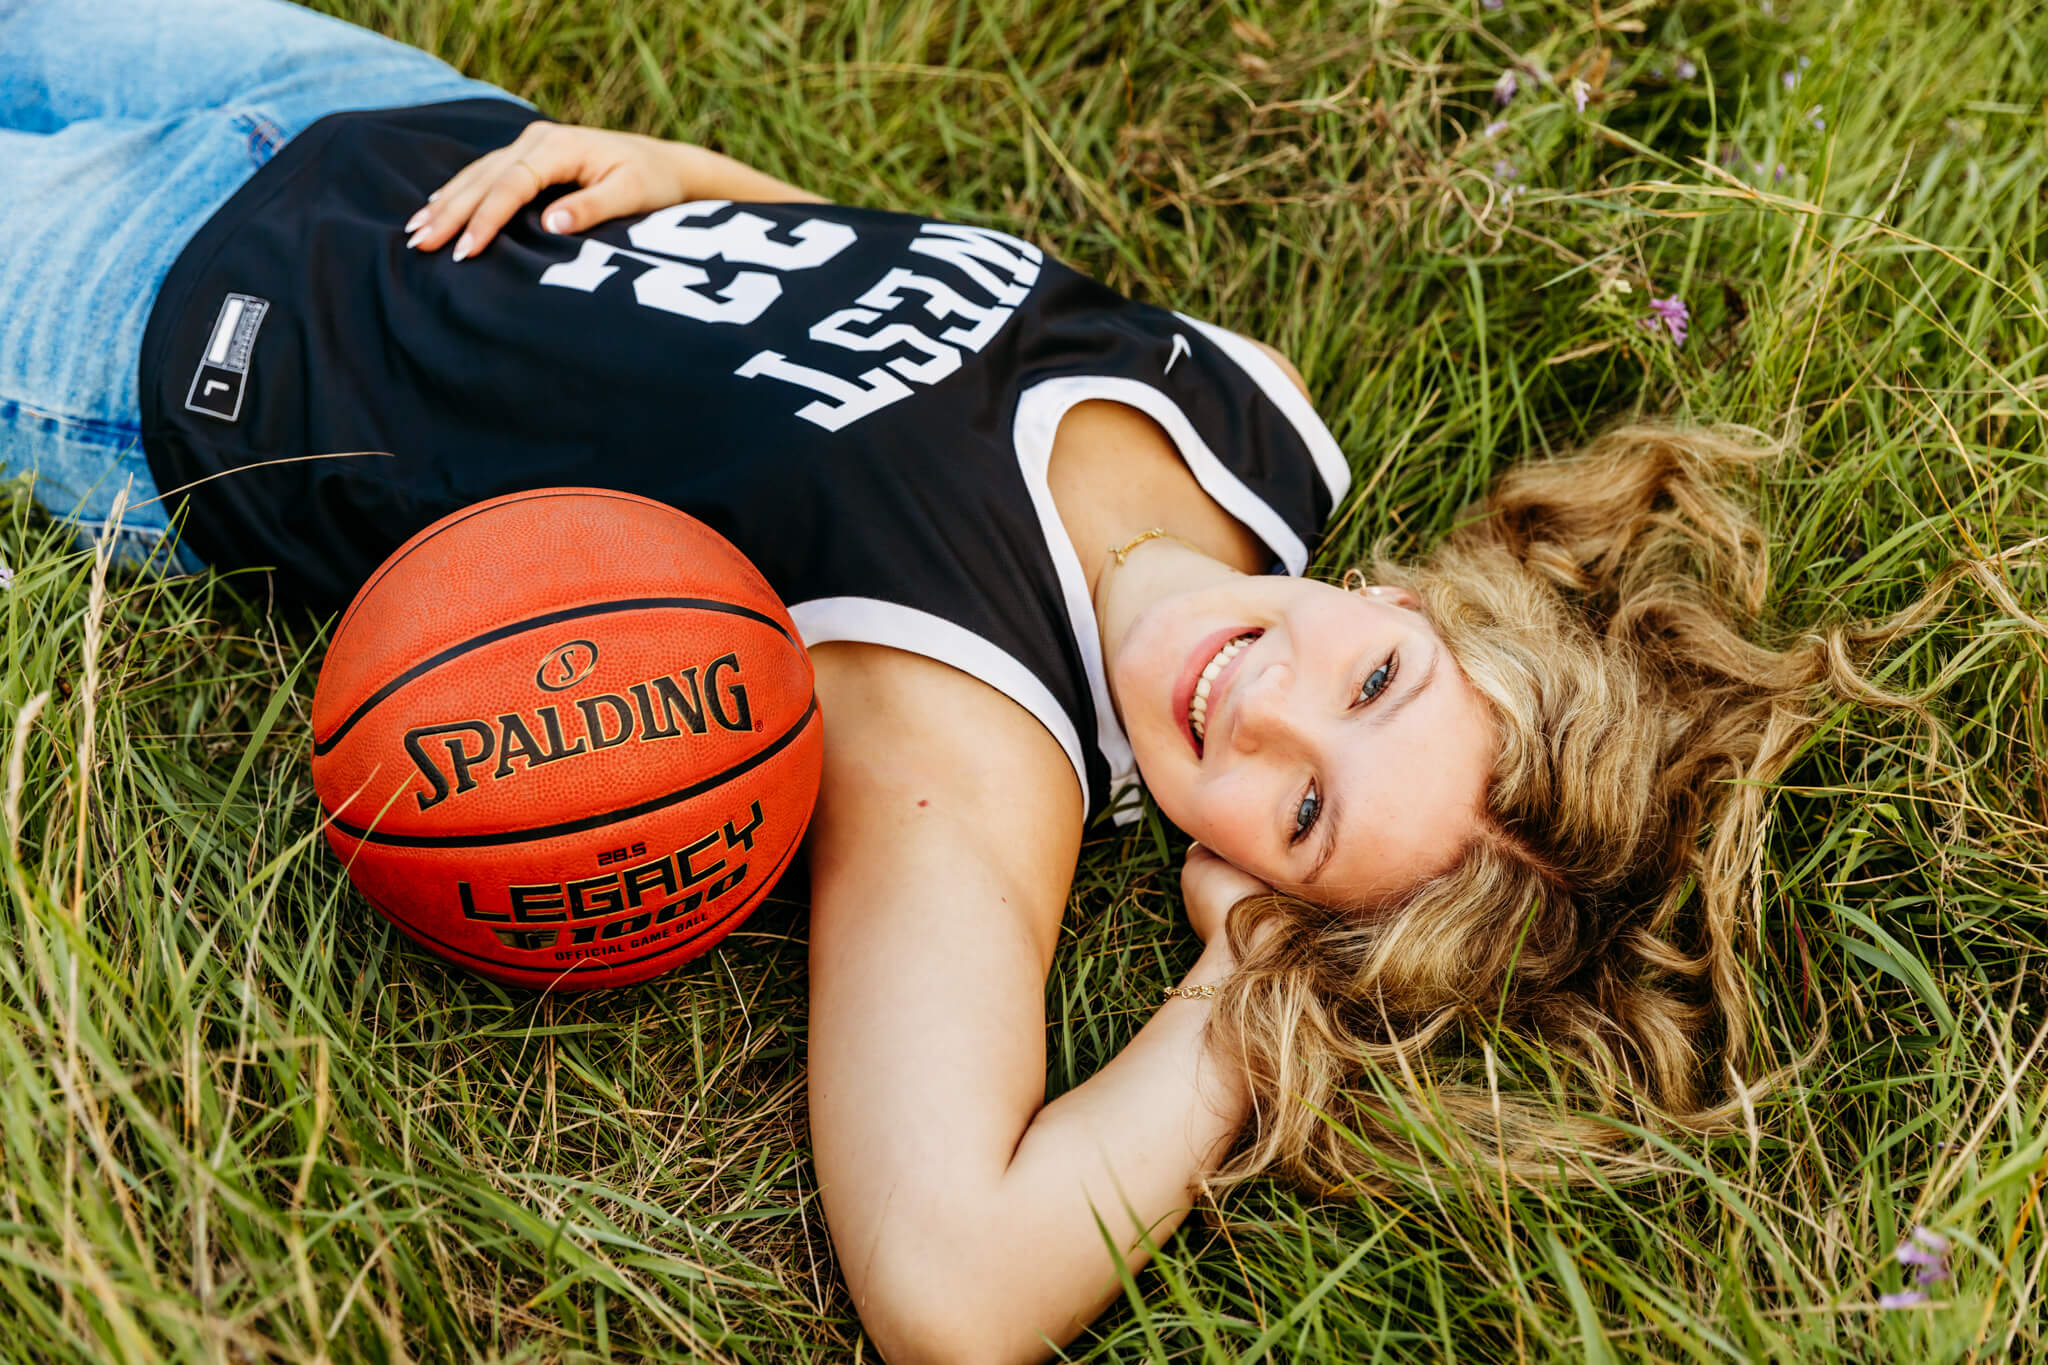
[{"x1": 0, "y1": 0, "x2": 1971, "y2": 1359}]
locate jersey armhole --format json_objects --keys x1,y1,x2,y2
[
  {"x1": 1173, "y1": 314, "x2": 1352, "y2": 508},
  {"x1": 789, "y1": 597, "x2": 1095, "y2": 815}
]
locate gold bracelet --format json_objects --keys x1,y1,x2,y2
[
  {"x1": 1108, "y1": 526, "x2": 1202, "y2": 566},
  {"x1": 1110, "y1": 526, "x2": 1169, "y2": 565},
  {"x1": 1162, "y1": 983, "x2": 1217, "y2": 1001}
]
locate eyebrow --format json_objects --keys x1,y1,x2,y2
[{"x1": 1305, "y1": 645, "x2": 1440, "y2": 885}]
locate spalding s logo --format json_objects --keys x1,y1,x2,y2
[{"x1": 536, "y1": 639, "x2": 600, "y2": 692}]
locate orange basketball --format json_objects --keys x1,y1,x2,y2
[{"x1": 309, "y1": 489, "x2": 822, "y2": 990}]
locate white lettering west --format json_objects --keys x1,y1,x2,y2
[
  {"x1": 733, "y1": 350, "x2": 913, "y2": 433},
  {"x1": 855, "y1": 268, "x2": 1011, "y2": 352},
  {"x1": 905, "y1": 224, "x2": 1042, "y2": 306},
  {"x1": 809, "y1": 308, "x2": 962, "y2": 385},
  {"x1": 735, "y1": 222, "x2": 1041, "y2": 430}
]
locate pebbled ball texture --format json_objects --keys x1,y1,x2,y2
[{"x1": 310, "y1": 488, "x2": 821, "y2": 990}]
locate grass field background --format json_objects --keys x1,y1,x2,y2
[{"x1": 3, "y1": 0, "x2": 2046, "y2": 1359}]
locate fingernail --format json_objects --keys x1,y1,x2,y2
[
  {"x1": 427, "y1": 189, "x2": 441, "y2": 203},
  {"x1": 451, "y1": 233, "x2": 472, "y2": 263},
  {"x1": 404, "y1": 208, "x2": 430, "y2": 234},
  {"x1": 405, "y1": 229, "x2": 426, "y2": 250},
  {"x1": 543, "y1": 209, "x2": 569, "y2": 234}
]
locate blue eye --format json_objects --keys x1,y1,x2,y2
[
  {"x1": 1359, "y1": 654, "x2": 1397, "y2": 704},
  {"x1": 1290, "y1": 784, "x2": 1322, "y2": 845}
]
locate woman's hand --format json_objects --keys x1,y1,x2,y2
[
  {"x1": 402, "y1": 121, "x2": 823, "y2": 262},
  {"x1": 1179, "y1": 842, "x2": 1274, "y2": 950}
]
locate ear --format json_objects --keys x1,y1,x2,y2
[{"x1": 1363, "y1": 584, "x2": 1424, "y2": 611}]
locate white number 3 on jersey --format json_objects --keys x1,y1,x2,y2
[{"x1": 538, "y1": 201, "x2": 856, "y2": 326}]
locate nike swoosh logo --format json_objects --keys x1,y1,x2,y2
[{"x1": 1165, "y1": 333, "x2": 1192, "y2": 374}]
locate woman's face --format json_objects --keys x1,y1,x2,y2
[{"x1": 1107, "y1": 570, "x2": 1497, "y2": 906}]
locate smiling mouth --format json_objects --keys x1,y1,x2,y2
[{"x1": 1188, "y1": 633, "x2": 1259, "y2": 746}]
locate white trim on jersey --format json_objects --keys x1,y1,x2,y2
[
  {"x1": 1174, "y1": 314, "x2": 1352, "y2": 509},
  {"x1": 1011, "y1": 374, "x2": 1322, "y2": 824},
  {"x1": 788, "y1": 596, "x2": 1094, "y2": 812}
]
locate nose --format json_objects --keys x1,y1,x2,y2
[{"x1": 1226, "y1": 658, "x2": 1299, "y2": 754}]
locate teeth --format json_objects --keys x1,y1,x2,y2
[{"x1": 1188, "y1": 634, "x2": 1257, "y2": 743}]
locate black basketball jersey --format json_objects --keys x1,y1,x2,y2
[{"x1": 139, "y1": 99, "x2": 1349, "y2": 822}]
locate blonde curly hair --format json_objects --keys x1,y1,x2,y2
[{"x1": 1208, "y1": 423, "x2": 1956, "y2": 1191}]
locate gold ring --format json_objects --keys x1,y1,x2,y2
[{"x1": 512, "y1": 157, "x2": 542, "y2": 190}]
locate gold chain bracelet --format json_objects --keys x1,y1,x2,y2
[
  {"x1": 1110, "y1": 527, "x2": 1169, "y2": 565},
  {"x1": 1108, "y1": 526, "x2": 1202, "y2": 566},
  {"x1": 1162, "y1": 983, "x2": 1217, "y2": 1002}
]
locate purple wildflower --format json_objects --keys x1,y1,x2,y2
[
  {"x1": 1483, "y1": 120, "x2": 1510, "y2": 139},
  {"x1": 0, "y1": 560, "x2": 12, "y2": 589},
  {"x1": 1882, "y1": 1226, "x2": 1951, "y2": 1307},
  {"x1": 1572, "y1": 79, "x2": 1589, "y2": 113},
  {"x1": 1677, "y1": 58, "x2": 1698, "y2": 79},
  {"x1": 1494, "y1": 69, "x2": 1519, "y2": 104},
  {"x1": 1481, "y1": 0, "x2": 1503, "y2": 10},
  {"x1": 1491, "y1": 158, "x2": 1519, "y2": 182},
  {"x1": 1643, "y1": 295, "x2": 1689, "y2": 345},
  {"x1": 1807, "y1": 105, "x2": 1826, "y2": 131},
  {"x1": 1896, "y1": 1226, "x2": 1950, "y2": 1265}
]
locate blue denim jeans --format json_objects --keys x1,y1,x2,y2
[{"x1": 0, "y1": 0, "x2": 521, "y2": 570}]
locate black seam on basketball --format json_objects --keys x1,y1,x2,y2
[
  {"x1": 314, "y1": 596, "x2": 798, "y2": 756},
  {"x1": 337, "y1": 489, "x2": 672, "y2": 638},
  {"x1": 362, "y1": 818, "x2": 806, "y2": 977},
  {"x1": 324, "y1": 697, "x2": 817, "y2": 846}
]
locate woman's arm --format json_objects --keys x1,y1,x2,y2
[
  {"x1": 806, "y1": 644, "x2": 1259, "y2": 1365},
  {"x1": 403, "y1": 121, "x2": 823, "y2": 260}
]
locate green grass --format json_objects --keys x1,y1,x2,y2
[{"x1": 4, "y1": 0, "x2": 2046, "y2": 1359}]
